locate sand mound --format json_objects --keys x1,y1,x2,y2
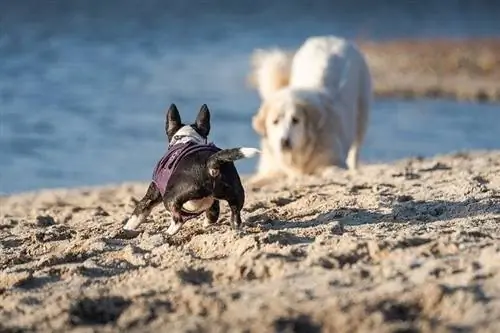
[
  {"x1": 1, "y1": 151, "x2": 500, "y2": 332},
  {"x1": 359, "y1": 39, "x2": 500, "y2": 102}
]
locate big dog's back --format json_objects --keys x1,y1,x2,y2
[{"x1": 290, "y1": 36, "x2": 368, "y2": 98}]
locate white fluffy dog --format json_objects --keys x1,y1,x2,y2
[{"x1": 248, "y1": 36, "x2": 372, "y2": 184}]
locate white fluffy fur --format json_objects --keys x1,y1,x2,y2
[
  {"x1": 248, "y1": 36, "x2": 372, "y2": 184},
  {"x1": 250, "y1": 48, "x2": 293, "y2": 100},
  {"x1": 240, "y1": 147, "x2": 260, "y2": 158}
]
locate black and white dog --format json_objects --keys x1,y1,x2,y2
[{"x1": 122, "y1": 104, "x2": 259, "y2": 237}]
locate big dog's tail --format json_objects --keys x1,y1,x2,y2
[
  {"x1": 248, "y1": 48, "x2": 293, "y2": 100},
  {"x1": 207, "y1": 148, "x2": 260, "y2": 177}
]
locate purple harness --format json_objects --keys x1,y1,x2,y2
[{"x1": 152, "y1": 142, "x2": 221, "y2": 221}]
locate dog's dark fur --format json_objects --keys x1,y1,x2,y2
[{"x1": 121, "y1": 104, "x2": 257, "y2": 238}]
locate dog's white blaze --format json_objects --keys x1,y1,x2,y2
[
  {"x1": 170, "y1": 125, "x2": 206, "y2": 146},
  {"x1": 182, "y1": 196, "x2": 214, "y2": 213},
  {"x1": 240, "y1": 148, "x2": 260, "y2": 158}
]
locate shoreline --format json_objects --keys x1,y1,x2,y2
[
  {"x1": 2, "y1": 149, "x2": 499, "y2": 198},
  {"x1": 1, "y1": 150, "x2": 499, "y2": 332}
]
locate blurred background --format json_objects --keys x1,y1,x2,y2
[{"x1": 0, "y1": 0, "x2": 499, "y2": 194}]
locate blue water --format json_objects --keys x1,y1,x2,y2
[{"x1": 1, "y1": 0, "x2": 499, "y2": 194}]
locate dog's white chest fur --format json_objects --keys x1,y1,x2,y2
[{"x1": 182, "y1": 196, "x2": 215, "y2": 213}]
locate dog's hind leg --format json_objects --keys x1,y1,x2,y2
[
  {"x1": 347, "y1": 71, "x2": 371, "y2": 171},
  {"x1": 123, "y1": 182, "x2": 162, "y2": 232},
  {"x1": 346, "y1": 144, "x2": 359, "y2": 170},
  {"x1": 227, "y1": 200, "x2": 244, "y2": 230},
  {"x1": 166, "y1": 210, "x2": 183, "y2": 236},
  {"x1": 165, "y1": 190, "x2": 204, "y2": 235},
  {"x1": 204, "y1": 200, "x2": 220, "y2": 227}
]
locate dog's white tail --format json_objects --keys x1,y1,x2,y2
[
  {"x1": 239, "y1": 147, "x2": 260, "y2": 158},
  {"x1": 248, "y1": 48, "x2": 293, "y2": 100},
  {"x1": 206, "y1": 147, "x2": 260, "y2": 177}
]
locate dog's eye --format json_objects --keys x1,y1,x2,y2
[
  {"x1": 291, "y1": 117, "x2": 299, "y2": 125},
  {"x1": 272, "y1": 118, "x2": 279, "y2": 125}
]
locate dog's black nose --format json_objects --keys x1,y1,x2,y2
[{"x1": 280, "y1": 138, "x2": 291, "y2": 149}]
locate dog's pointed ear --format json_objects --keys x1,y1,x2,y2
[
  {"x1": 195, "y1": 104, "x2": 210, "y2": 137},
  {"x1": 252, "y1": 105, "x2": 267, "y2": 137},
  {"x1": 166, "y1": 104, "x2": 182, "y2": 139}
]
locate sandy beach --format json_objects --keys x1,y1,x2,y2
[{"x1": 1, "y1": 151, "x2": 499, "y2": 332}]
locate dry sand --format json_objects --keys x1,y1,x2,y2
[
  {"x1": 359, "y1": 39, "x2": 500, "y2": 102},
  {"x1": 1, "y1": 151, "x2": 500, "y2": 333}
]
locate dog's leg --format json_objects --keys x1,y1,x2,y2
[
  {"x1": 166, "y1": 209, "x2": 183, "y2": 236},
  {"x1": 255, "y1": 141, "x2": 282, "y2": 176},
  {"x1": 348, "y1": 68, "x2": 371, "y2": 171},
  {"x1": 165, "y1": 191, "x2": 201, "y2": 236},
  {"x1": 227, "y1": 201, "x2": 243, "y2": 230},
  {"x1": 122, "y1": 182, "x2": 162, "y2": 234},
  {"x1": 346, "y1": 128, "x2": 361, "y2": 170},
  {"x1": 204, "y1": 200, "x2": 220, "y2": 227},
  {"x1": 346, "y1": 145, "x2": 359, "y2": 170}
]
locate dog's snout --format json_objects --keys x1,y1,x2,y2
[{"x1": 280, "y1": 138, "x2": 291, "y2": 149}]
